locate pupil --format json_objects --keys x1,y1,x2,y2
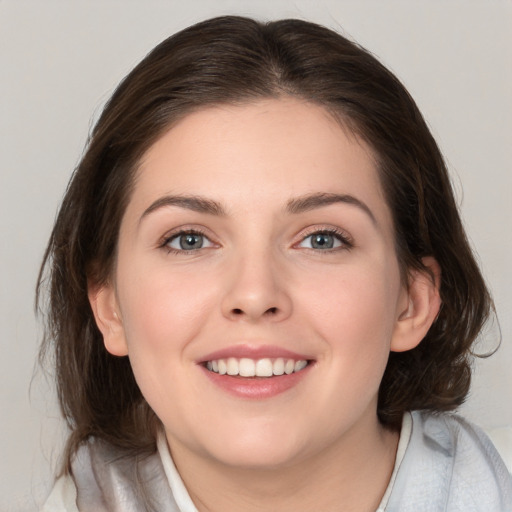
[
  {"x1": 312, "y1": 233, "x2": 333, "y2": 249},
  {"x1": 180, "y1": 234, "x2": 202, "y2": 250}
]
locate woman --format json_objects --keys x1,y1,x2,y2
[{"x1": 39, "y1": 16, "x2": 511, "y2": 511}]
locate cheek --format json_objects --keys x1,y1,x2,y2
[
  {"x1": 116, "y1": 265, "x2": 217, "y2": 356},
  {"x1": 268, "y1": 261, "x2": 403, "y2": 440},
  {"x1": 304, "y1": 262, "x2": 401, "y2": 363},
  {"x1": 115, "y1": 267, "x2": 218, "y2": 412}
]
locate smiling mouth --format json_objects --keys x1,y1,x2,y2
[{"x1": 204, "y1": 357, "x2": 310, "y2": 378}]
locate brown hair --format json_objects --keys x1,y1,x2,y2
[{"x1": 37, "y1": 15, "x2": 493, "y2": 473}]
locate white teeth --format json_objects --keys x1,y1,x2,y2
[
  {"x1": 239, "y1": 358, "x2": 255, "y2": 377},
  {"x1": 295, "y1": 360, "x2": 307, "y2": 372},
  {"x1": 227, "y1": 357, "x2": 238, "y2": 376},
  {"x1": 255, "y1": 358, "x2": 273, "y2": 377},
  {"x1": 205, "y1": 357, "x2": 309, "y2": 377},
  {"x1": 273, "y1": 358, "x2": 285, "y2": 376},
  {"x1": 285, "y1": 359, "x2": 295, "y2": 375},
  {"x1": 218, "y1": 359, "x2": 227, "y2": 375}
]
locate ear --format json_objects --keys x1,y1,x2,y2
[
  {"x1": 391, "y1": 256, "x2": 441, "y2": 352},
  {"x1": 88, "y1": 282, "x2": 129, "y2": 356}
]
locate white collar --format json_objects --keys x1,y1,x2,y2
[
  {"x1": 376, "y1": 412, "x2": 412, "y2": 511},
  {"x1": 157, "y1": 431, "x2": 199, "y2": 512}
]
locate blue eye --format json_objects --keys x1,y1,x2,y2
[
  {"x1": 166, "y1": 232, "x2": 213, "y2": 251},
  {"x1": 298, "y1": 230, "x2": 349, "y2": 250}
]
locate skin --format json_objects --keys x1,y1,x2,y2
[{"x1": 90, "y1": 98, "x2": 440, "y2": 512}]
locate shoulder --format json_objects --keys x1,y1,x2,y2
[
  {"x1": 386, "y1": 411, "x2": 512, "y2": 512},
  {"x1": 411, "y1": 411, "x2": 510, "y2": 479},
  {"x1": 41, "y1": 437, "x2": 181, "y2": 512},
  {"x1": 41, "y1": 474, "x2": 78, "y2": 512}
]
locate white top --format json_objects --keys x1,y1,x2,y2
[{"x1": 42, "y1": 411, "x2": 512, "y2": 511}]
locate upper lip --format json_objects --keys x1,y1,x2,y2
[{"x1": 198, "y1": 344, "x2": 314, "y2": 363}]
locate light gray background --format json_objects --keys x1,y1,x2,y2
[{"x1": 1, "y1": 1, "x2": 511, "y2": 510}]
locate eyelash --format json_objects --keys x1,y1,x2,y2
[
  {"x1": 159, "y1": 226, "x2": 354, "y2": 255},
  {"x1": 297, "y1": 227, "x2": 354, "y2": 252},
  {"x1": 160, "y1": 228, "x2": 213, "y2": 255}
]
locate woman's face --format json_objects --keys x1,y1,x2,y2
[{"x1": 98, "y1": 98, "x2": 415, "y2": 470}]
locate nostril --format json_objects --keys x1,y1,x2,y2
[{"x1": 230, "y1": 307, "x2": 278, "y2": 316}]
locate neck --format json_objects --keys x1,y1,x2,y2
[{"x1": 167, "y1": 413, "x2": 400, "y2": 512}]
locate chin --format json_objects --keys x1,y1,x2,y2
[
  {"x1": 210, "y1": 442, "x2": 306, "y2": 471},
  {"x1": 194, "y1": 420, "x2": 314, "y2": 471}
]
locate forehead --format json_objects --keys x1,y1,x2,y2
[{"x1": 129, "y1": 98, "x2": 390, "y2": 225}]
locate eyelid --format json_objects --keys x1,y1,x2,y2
[
  {"x1": 294, "y1": 226, "x2": 354, "y2": 250},
  {"x1": 158, "y1": 225, "x2": 218, "y2": 252}
]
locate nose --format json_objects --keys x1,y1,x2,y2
[{"x1": 220, "y1": 249, "x2": 293, "y2": 323}]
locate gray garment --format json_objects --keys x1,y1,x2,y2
[
  {"x1": 71, "y1": 439, "x2": 180, "y2": 512},
  {"x1": 64, "y1": 411, "x2": 511, "y2": 511},
  {"x1": 386, "y1": 411, "x2": 512, "y2": 511}
]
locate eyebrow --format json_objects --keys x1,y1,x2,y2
[
  {"x1": 286, "y1": 192, "x2": 376, "y2": 225},
  {"x1": 140, "y1": 195, "x2": 227, "y2": 222},
  {"x1": 139, "y1": 192, "x2": 376, "y2": 225}
]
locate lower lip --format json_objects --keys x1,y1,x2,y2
[{"x1": 200, "y1": 364, "x2": 312, "y2": 399}]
